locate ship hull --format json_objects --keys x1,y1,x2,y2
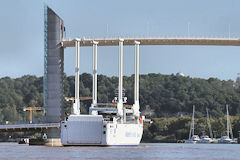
[{"x1": 61, "y1": 115, "x2": 143, "y2": 146}]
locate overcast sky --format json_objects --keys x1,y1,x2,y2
[{"x1": 1, "y1": 0, "x2": 240, "y2": 80}]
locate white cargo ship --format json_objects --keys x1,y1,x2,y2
[{"x1": 61, "y1": 40, "x2": 143, "y2": 146}]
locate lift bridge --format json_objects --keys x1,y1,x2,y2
[{"x1": 1, "y1": 5, "x2": 240, "y2": 140}]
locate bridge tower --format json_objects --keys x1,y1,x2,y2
[{"x1": 44, "y1": 5, "x2": 65, "y2": 138}]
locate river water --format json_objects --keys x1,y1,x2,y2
[{"x1": 0, "y1": 142, "x2": 239, "y2": 160}]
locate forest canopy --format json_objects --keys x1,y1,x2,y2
[{"x1": 0, "y1": 73, "x2": 239, "y2": 123}]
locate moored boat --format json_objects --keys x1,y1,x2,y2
[
  {"x1": 185, "y1": 135, "x2": 200, "y2": 144},
  {"x1": 197, "y1": 135, "x2": 213, "y2": 143},
  {"x1": 185, "y1": 105, "x2": 200, "y2": 144},
  {"x1": 218, "y1": 136, "x2": 236, "y2": 144},
  {"x1": 218, "y1": 105, "x2": 237, "y2": 144}
]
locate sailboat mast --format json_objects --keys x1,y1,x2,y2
[
  {"x1": 188, "y1": 105, "x2": 195, "y2": 139},
  {"x1": 188, "y1": 121, "x2": 192, "y2": 140},
  {"x1": 226, "y1": 104, "x2": 234, "y2": 139},
  {"x1": 192, "y1": 105, "x2": 195, "y2": 136},
  {"x1": 230, "y1": 119, "x2": 234, "y2": 140},
  {"x1": 206, "y1": 108, "x2": 213, "y2": 139},
  {"x1": 226, "y1": 104, "x2": 230, "y2": 138}
]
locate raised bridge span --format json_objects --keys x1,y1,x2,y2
[{"x1": 62, "y1": 37, "x2": 240, "y2": 47}]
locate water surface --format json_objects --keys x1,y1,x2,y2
[{"x1": 0, "y1": 143, "x2": 239, "y2": 160}]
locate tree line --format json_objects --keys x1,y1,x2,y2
[
  {"x1": 0, "y1": 73, "x2": 240, "y2": 141},
  {"x1": 1, "y1": 73, "x2": 240, "y2": 121}
]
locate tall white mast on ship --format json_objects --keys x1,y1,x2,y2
[
  {"x1": 117, "y1": 39, "x2": 124, "y2": 118},
  {"x1": 73, "y1": 40, "x2": 80, "y2": 115},
  {"x1": 133, "y1": 41, "x2": 140, "y2": 118},
  {"x1": 90, "y1": 41, "x2": 98, "y2": 115}
]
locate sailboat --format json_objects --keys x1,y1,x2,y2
[
  {"x1": 197, "y1": 108, "x2": 216, "y2": 143},
  {"x1": 185, "y1": 105, "x2": 200, "y2": 144},
  {"x1": 218, "y1": 105, "x2": 237, "y2": 144}
]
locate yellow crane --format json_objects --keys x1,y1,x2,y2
[
  {"x1": 65, "y1": 97, "x2": 92, "y2": 114},
  {"x1": 23, "y1": 107, "x2": 44, "y2": 123}
]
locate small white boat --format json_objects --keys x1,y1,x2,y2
[
  {"x1": 218, "y1": 136, "x2": 236, "y2": 144},
  {"x1": 185, "y1": 135, "x2": 200, "y2": 144},
  {"x1": 18, "y1": 138, "x2": 29, "y2": 144},
  {"x1": 197, "y1": 135, "x2": 212, "y2": 143}
]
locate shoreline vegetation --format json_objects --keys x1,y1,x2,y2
[
  {"x1": 143, "y1": 116, "x2": 240, "y2": 143},
  {"x1": 0, "y1": 73, "x2": 240, "y2": 142}
]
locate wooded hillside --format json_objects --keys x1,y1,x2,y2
[
  {"x1": 0, "y1": 73, "x2": 240, "y2": 123},
  {"x1": 1, "y1": 73, "x2": 240, "y2": 141}
]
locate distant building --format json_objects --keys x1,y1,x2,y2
[
  {"x1": 176, "y1": 72, "x2": 185, "y2": 77},
  {"x1": 236, "y1": 77, "x2": 240, "y2": 84},
  {"x1": 233, "y1": 74, "x2": 240, "y2": 88}
]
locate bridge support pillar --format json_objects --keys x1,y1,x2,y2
[{"x1": 44, "y1": 5, "x2": 64, "y2": 140}]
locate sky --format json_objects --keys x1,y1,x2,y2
[{"x1": 1, "y1": 0, "x2": 240, "y2": 80}]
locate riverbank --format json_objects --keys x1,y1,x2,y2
[{"x1": 143, "y1": 117, "x2": 240, "y2": 143}]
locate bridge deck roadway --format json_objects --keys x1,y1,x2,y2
[
  {"x1": 0, "y1": 123, "x2": 60, "y2": 132},
  {"x1": 61, "y1": 37, "x2": 240, "y2": 47}
]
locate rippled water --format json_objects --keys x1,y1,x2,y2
[{"x1": 0, "y1": 142, "x2": 240, "y2": 160}]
